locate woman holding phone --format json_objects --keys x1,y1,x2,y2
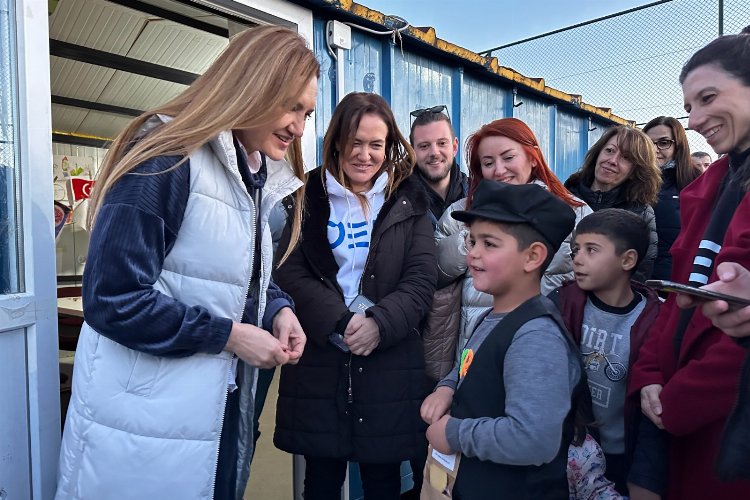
[
  {"x1": 679, "y1": 262, "x2": 750, "y2": 338},
  {"x1": 629, "y1": 26, "x2": 750, "y2": 499}
]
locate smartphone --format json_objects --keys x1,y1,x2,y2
[
  {"x1": 328, "y1": 332, "x2": 350, "y2": 353},
  {"x1": 645, "y1": 279, "x2": 750, "y2": 310}
]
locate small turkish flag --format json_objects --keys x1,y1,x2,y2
[{"x1": 71, "y1": 178, "x2": 95, "y2": 201}]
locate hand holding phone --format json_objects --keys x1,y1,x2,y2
[
  {"x1": 684, "y1": 263, "x2": 750, "y2": 339},
  {"x1": 328, "y1": 332, "x2": 350, "y2": 353},
  {"x1": 645, "y1": 279, "x2": 750, "y2": 311}
]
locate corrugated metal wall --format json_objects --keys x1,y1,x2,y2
[
  {"x1": 390, "y1": 50, "x2": 453, "y2": 145},
  {"x1": 460, "y1": 74, "x2": 507, "y2": 168},
  {"x1": 555, "y1": 110, "x2": 586, "y2": 183},
  {"x1": 512, "y1": 93, "x2": 553, "y2": 170},
  {"x1": 312, "y1": 16, "x2": 610, "y2": 183}
]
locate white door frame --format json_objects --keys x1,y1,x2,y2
[{"x1": 0, "y1": 0, "x2": 59, "y2": 499}]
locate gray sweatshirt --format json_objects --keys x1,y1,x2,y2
[
  {"x1": 439, "y1": 313, "x2": 581, "y2": 466},
  {"x1": 580, "y1": 292, "x2": 645, "y2": 454}
]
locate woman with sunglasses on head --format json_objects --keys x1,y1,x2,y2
[
  {"x1": 273, "y1": 92, "x2": 437, "y2": 499},
  {"x1": 629, "y1": 26, "x2": 750, "y2": 499},
  {"x1": 56, "y1": 26, "x2": 318, "y2": 499},
  {"x1": 564, "y1": 126, "x2": 662, "y2": 282},
  {"x1": 435, "y1": 117, "x2": 592, "y2": 361},
  {"x1": 642, "y1": 117, "x2": 702, "y2": 282}
]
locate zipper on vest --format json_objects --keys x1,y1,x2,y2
[
  {"x1": 210, "y1": 373, "x2": 231, "y2": 499},
  {"x1": 209, "y1": 162, "x2": 256, "y2": 498}
]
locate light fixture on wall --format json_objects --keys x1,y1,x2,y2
[
  {"x1": 512, "y1": 88, "x2": 524, "y2": 108},
  {"x1": 326, "y1": 20, "x2": 352, "y2": 104}
]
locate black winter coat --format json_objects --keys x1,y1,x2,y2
[
  {"x1": 565, "y1": 180, "x2": 658, "y2": 282},
  {"x1": 652, "y1": 167, "x2": 681, "y2": 281},
  {"x1": 273, "y1": 167, "x2": 437, "y2": 463}
]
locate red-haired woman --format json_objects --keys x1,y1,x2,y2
[{"x1": 435, "y1": 117, "x2": 592, "y2": 358}]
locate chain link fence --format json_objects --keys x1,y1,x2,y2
[
  {"x1": 485, "y1": 0, "x2": 750, "y2": 160},
  {"x1": 0, "y1": 0, "x2": 19, "y2": 293}
]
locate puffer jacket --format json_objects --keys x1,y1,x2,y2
[
  {"x1": 56, "y1": 125, "x2": 302, "y2": 500},
  {"x1": 652, "y1": 164, "x2": 681, "y2": 281},
  {"x1": 274, "y1": 167, "x2": 437, "y2": 463},
  {"x1": 414, "y1": 163, "x2": 468, "y2": 383},
  {"x1": 436, "y1": 183, "x2": 591, "y2": 362},
  {"x1": 565, "y1": 180, "x2": 657, "y2": 282},
  {"x1": 422, "y1": 277, "x2": 462, "y2": 382}
]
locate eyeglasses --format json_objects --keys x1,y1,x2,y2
[
  {"x1": 410, "y1": 105, "x2": 449, "y2": 119},
  {"x1": 652, "y1": 139, "x2": 675, "y2": 150}
]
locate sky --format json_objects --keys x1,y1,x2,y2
[
  {"x1": 362, "y1": 0, "x2": 720, "y2": 157},
  {"x1": 361, "y1": 0, "x2": 655, "y2": 53}
]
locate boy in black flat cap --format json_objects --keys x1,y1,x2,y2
[{"x1": 420, "y1": 179, "x2": 584, "y2": 500}]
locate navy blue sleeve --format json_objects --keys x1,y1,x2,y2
[
  {"x1": 261, "y1": 279, "x2": 295, "y2": 331},
  {"x1": 83, "y1": 156, "x2": 232, "y2": 357}
]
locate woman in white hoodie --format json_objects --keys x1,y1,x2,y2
[
  {"x1": 274, "y1": 92, "x2": 437, "y2": 500},
  {"x1": 436, "y1": 117, "x2": 591, "y2": 362}
]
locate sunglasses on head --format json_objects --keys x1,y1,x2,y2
[{"x1": 410, "y1": 104, "x2": 448, "y2": 118}]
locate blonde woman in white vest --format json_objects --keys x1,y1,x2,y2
[{"x1": 56, "y1": 26, "x2": 319, "y2": 500}]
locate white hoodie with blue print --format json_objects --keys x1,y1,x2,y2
[{"x1": 326, "y1": 171, "x2": 388, "y2": 305}]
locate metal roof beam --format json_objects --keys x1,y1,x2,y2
[
  {"x1": 49, "y1": 39, "x2": 198, "y2": 85},
  {"x1": 52, "y1": 132, "x2": 110, "y2": 149},
  {"x1": 52, "y1": 95, "x2": 144, "y2": 117},
  {"x1": 106, "y1": 0, "x2": 229, "y2": 38}
]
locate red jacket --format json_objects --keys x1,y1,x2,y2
[
  {"x1": 554, "y1": 279, "x2": 660, "y2": 459},
  {"x1": 629, "y1": 156, "x2": 750, "y2": 499}
]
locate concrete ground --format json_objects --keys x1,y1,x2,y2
[{"x1": 245, "y1": 371, "x2": 294, "y2": 499}]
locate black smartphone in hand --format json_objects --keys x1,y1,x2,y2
[
  {"x1": 328, "y1": 332, "x2": 350, "y2": 353},
  {"x1": 645, "y1": 279, "x2": 750, "y2": 310}
]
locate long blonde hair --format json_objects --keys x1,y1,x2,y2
[
  {"x1": 278, "y1": 136, "x2": 306, "y2": 265},
  {"x1": 88, "y1": 25, "x2": 320, "y2": 260}
]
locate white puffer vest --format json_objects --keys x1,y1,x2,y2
[{"x1": 55, "y1": 129, "x2": 302, "y2": 500}]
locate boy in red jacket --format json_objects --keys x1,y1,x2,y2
[{"x1": 550, "y1": 209, "x2": 661, "y2": 497}]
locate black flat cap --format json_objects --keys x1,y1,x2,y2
[{"x1": 451, "y1": 180, "x2": 576, "y2": 251}]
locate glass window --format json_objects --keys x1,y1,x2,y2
[{"x1": 0, "y1": 0, "x2": 20, "y2": 294}]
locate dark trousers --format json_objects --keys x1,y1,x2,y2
[
  {"x1": 628, "y1": 417, "x2": 669, "y2": 495},
  {"x1": 604, "y1": 452, "x2": 628, "y2": 496},
  {"x1": 304, "y1": 456, "x2": 402, "y2": 500},
  {"x1": 408, "y1": 445, "x2": 427, "y2": 494}
]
